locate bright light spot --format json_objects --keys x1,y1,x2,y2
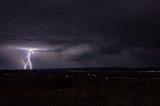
[
  {"x1": 105, "y1": 77, "x2": 109, "y2": 80},
  {"x1": 65, "y1": 75, "x2": 69, "y2": 78}
]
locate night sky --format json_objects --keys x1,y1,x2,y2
[{"x1": 0, "y1": 0, "x2": 160, "y2": 69}]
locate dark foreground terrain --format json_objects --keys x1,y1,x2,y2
[{"x1": 0, "y1": 68, "x2": 160, "y2": 106}]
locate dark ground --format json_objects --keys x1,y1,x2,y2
[{"x1": 0, "y1": 68, "x2": 160, "y2": 106}]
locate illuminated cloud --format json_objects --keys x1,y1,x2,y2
[{"x1": 0, "y1": 0, "x2": 160, "y2": 69}]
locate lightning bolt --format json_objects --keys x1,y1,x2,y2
[{"x1": 23, "y1": 49, "x2": 38, "y2": 70}]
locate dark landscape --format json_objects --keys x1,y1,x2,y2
[
  {"x1": 0, "y1": 68, "x2": 160, "y2": 106},
  {"x1": 0, "y1": 0, "x2": 160, "y2": 105}
]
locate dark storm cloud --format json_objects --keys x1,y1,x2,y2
[{"x1": 0, "y1": 0, "x2": 160, "y2": 68}]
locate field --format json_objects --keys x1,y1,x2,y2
[{"x1": 0, "y1": 68, "x2": 160, "y2": 106}]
